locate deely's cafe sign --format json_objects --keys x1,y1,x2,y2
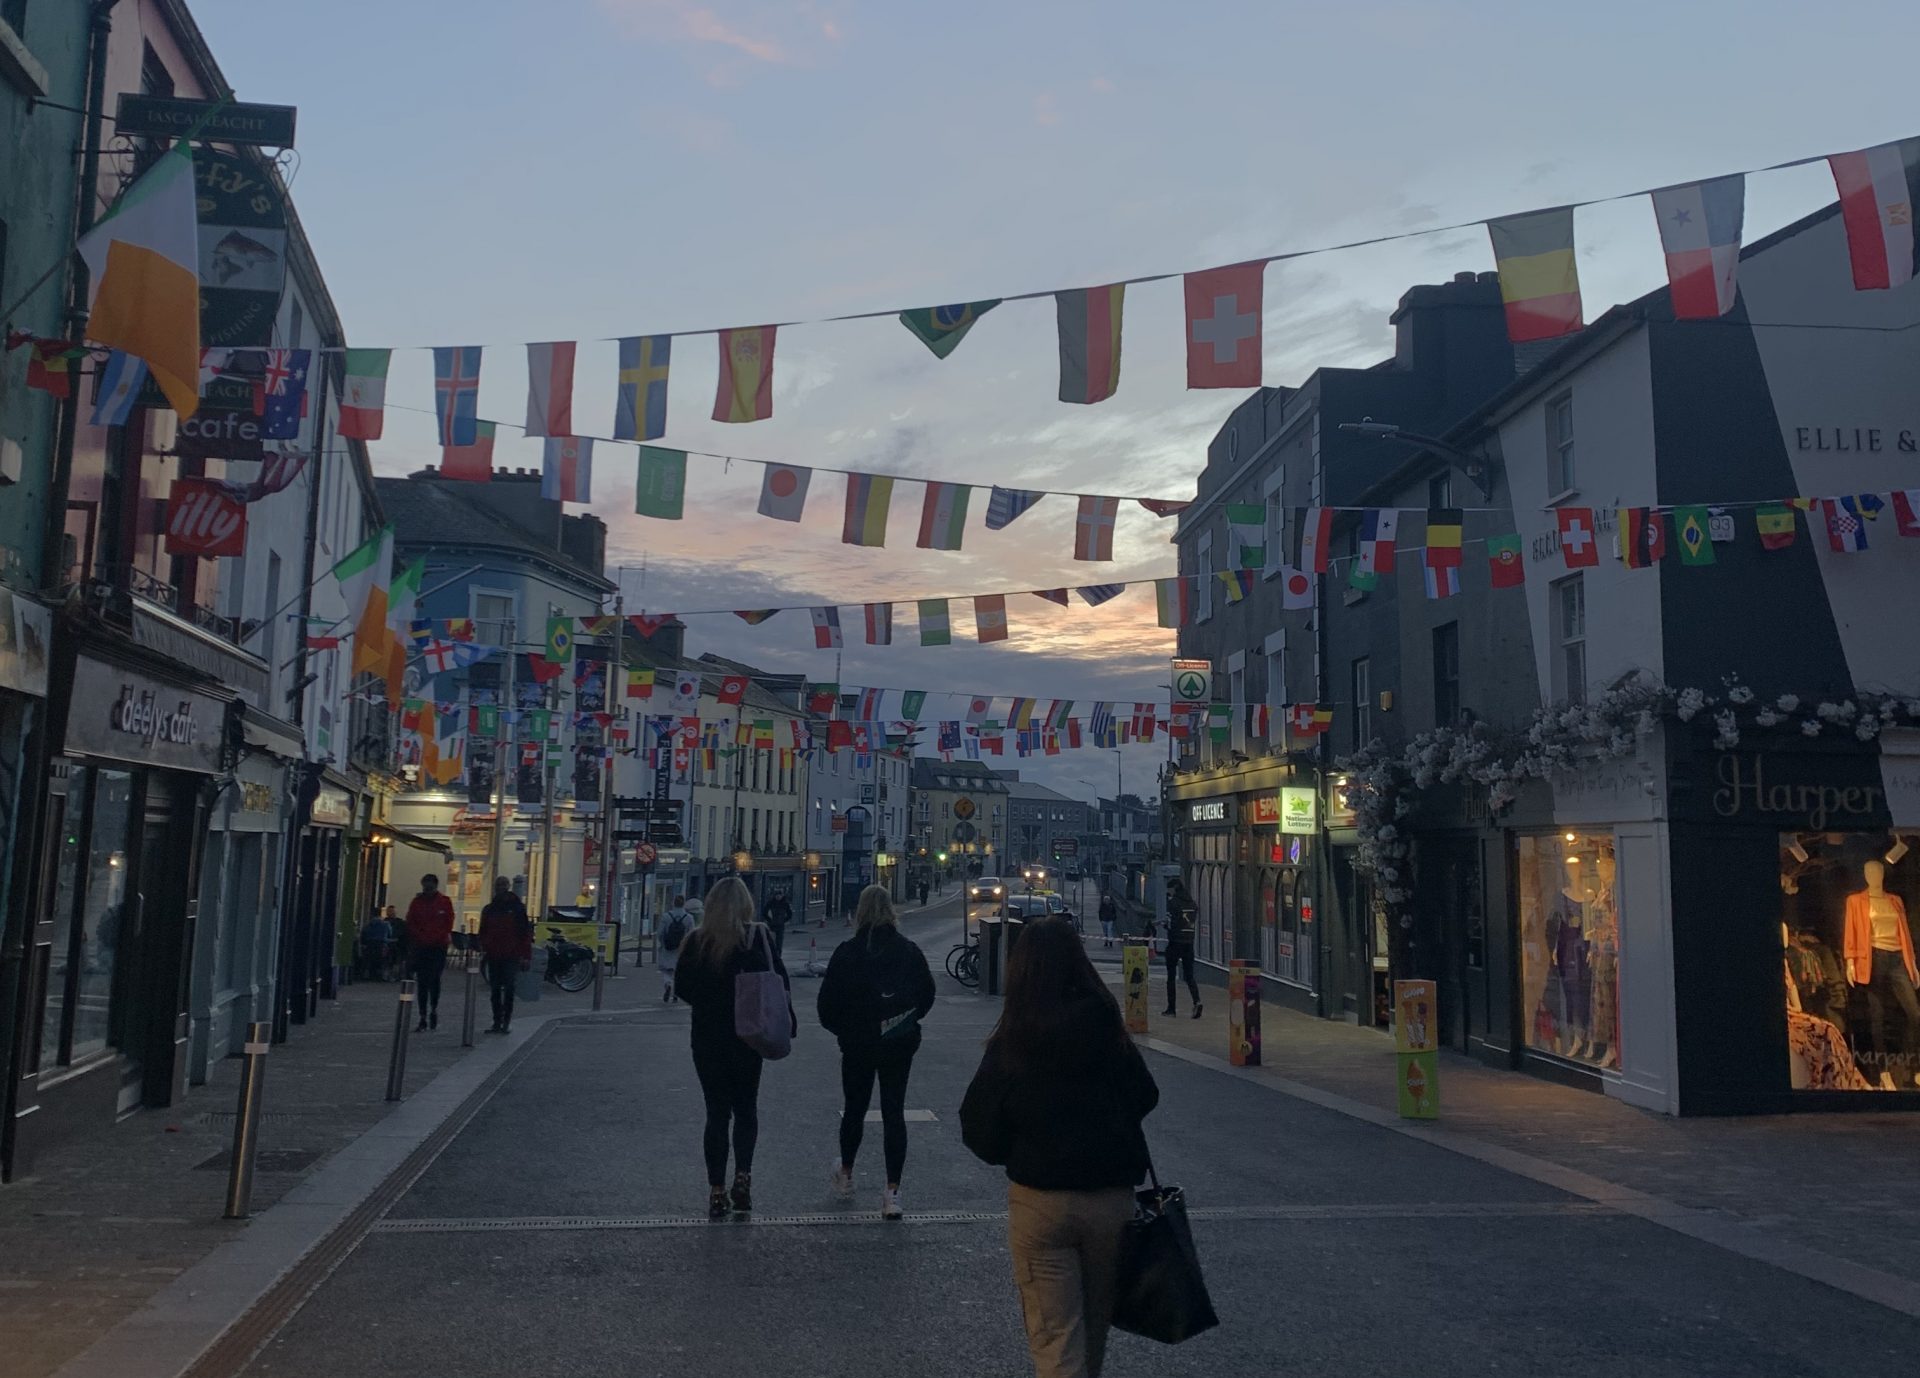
[{"x1": 66, "y1": 656, "x2": 226, "y2": 774}]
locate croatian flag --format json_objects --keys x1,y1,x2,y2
[
  {"x1": 1824, "y1": 496, "x2": 1872, "y2": 552},
  {"x1": 1651, "y1": 176, "x2": 1745, "y2": 319},
  {"x1": 541, "y1": 437, "x2": 593, "y2": 503}
]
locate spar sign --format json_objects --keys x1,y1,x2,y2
[{"x1": 1171, "y1": 658, "x2": 1212, "y2": 707}]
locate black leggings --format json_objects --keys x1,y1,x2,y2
[
  {"x1": 484, "y1": 957, "x2": 519, "y2": 1024},
  {"x1": 839, "y1": 1040, "x2": 917, "y2": 1184},
  {"x1": 412, "y1": 947, "x2": 447, "y2": 1016},
  {"x1": 692, "y1": 1041, "x2": 764, "y2": 1188},
  {"x1": 1866, "y1": 950, "x2": 1920, "y2": 1061},
  {"x1": 1165, "y1": 944, "x2": 1199, "y2": 1012}
]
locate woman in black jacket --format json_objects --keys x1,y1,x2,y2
[
  {"x1": 673, "y1": 877, "x2": 794, "y2": 1219},
  {"x1": 960, "y1": 918, "x2": 1159, "y2": 1378},
  {"x1": 817, "y1": 885, "x2": 936, "y2": 1220}
]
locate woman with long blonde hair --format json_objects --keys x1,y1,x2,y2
[
  {"x1": 817, "y1": 885, "x2": 937, "y2": 1219},
  {"x1": 673, "y1": 877, "x2": 793, "y2": 1218}
]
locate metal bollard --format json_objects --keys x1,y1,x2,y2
[
  {"x1": 591, "y1": 944, "x2": 605, "y2": 1012},
  {"x1": 385, "y1": 979, "x2": 415, "y2": 1102},
  {"x1": 223, "y1": 1022, "x2": 271, "y2": 1220},
  {"x1": 461, "y1": 953, "x2": 479, "y2": 1047}
]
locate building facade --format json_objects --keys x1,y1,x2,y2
[
  {"x1": 911, "y1": 759, "x2": 1008, "y2": 878},
  {"x1": 995, "y1": 772, "x2": 1094, "y2": 871}
]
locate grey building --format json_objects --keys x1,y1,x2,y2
[{"x1": 994, "y1": 772, "x2": 1095, "y2": 870}]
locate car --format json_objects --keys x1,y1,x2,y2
[
  {"x1": 1006, "y1": 893, "x2": 1078, "y2": 927},
  {"x1": 967, "y1": 875, "x2": 1005, "y2": 903}
]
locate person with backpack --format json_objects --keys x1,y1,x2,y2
[
  {"x1": 960, "y1": 918, "x2": 1159, "y2": 1378},
  {"x1": 817, "y1": 885, "x2": 936, "y2": 1221},
  {"x1": 476, "y1": 877, "x2": 532, "y2": 1033},
  {"x1": 1097, "y1": 892, "x2": 1118, "y2": 948},
  {"x1": 672, "y1": 877, "x2": 795, "y2": 1219},
  {"x1": 658, "y1": 894, "x2": 693, "y2": 1003}
]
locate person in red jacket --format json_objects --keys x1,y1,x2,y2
[
  {"x1": 404, "y1": 873, "x2": 456, "y2": 1031},
  {"x1": 477, "y1": 877, "x2": 533, "y2": 1033}
]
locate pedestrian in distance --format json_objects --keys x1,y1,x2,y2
[
  {"x1": 1097, "y1": 892, "x2": 1118, "y2": 948},
  {"x1": 658, "y1": 894, "x2": 693, "y2": 1002},
  {"x1": 763, "y1": 886, "x2": 793, "y2": 953},
  {"x1": 476, "y1": 877, "x2": 532, "y2": 1033},
  {"x1": 960, "y1": 918, "x2": 1160, "y2": 1378},
  {"x1": 672, "y1": 877, "x2": 795, "y2": 1219},
  {"x1": 1163, "y1": 881, "x2": 1202, "y2": 1020},
  {"x1": 359, "y1": 909, "x2": 392, "y2": 980},
  {"x1": 403, "y1": 874, "x2": 456, "y2": 1031},
  {"x1": 818, "y1": 885, "x2": 936, "y2": 1221},
  {"x1": 917, "y1": 877, "x2": 931, "y2": 907}
]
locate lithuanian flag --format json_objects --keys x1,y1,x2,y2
[
  {"x1": 1487, "y1": 209, "x2": 1583, "y2": 343},
  {"x1": 77, "y1": 145, "x2": 201, "y2": 418}
]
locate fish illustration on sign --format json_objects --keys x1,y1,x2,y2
[{"x1": 208, "y1": 229, "x2": 281, "y2": 286}]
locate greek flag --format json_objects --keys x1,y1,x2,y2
[
  {"x1": 1090, "y1": 701, "x2": 1116, "y2": 747},
  {"x1": 985, "y1": 486, "x2": 1044, "y2": 530}
]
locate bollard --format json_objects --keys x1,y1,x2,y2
[
  {"x1": 1228, "y1": 958, "x2": 1261, "y2": 1066},
  {"x1": 592, "y1": 924, "x2": 608, "y2": 1011},
  {"x1": 461, "y1": 951, "x2": 479, "y2": 1047},
  {"x1": 386, "y1": 979, "x2": 415, "y2": 1102},
  {"x1": 1394, "y1": 979, "x2": 1439, "y2": 1119},
  {"x1": 222, "y1": 1022, "x2": 271, "y2": 1220},
  {"x1": 1122, "y1": 944, "x2": 1150, "y2": 1034}
]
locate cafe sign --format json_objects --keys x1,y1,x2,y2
[{"x1": 66, "y1": 656, "x2": 225, "y2": 774}]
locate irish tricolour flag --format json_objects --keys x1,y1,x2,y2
[
  {"x1": 329, "y1": 526, "x2": 395, "y2": 679},
  {"x1": 77, "y1": 145, "x2": 201, "y2": 418}
]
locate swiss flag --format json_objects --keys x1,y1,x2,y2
[
  {"x1": 718, "y1": 674, "x2": 749, "y2": 705},
  {"x1": 1557, "y1": 507, "x2": 1600, "y2": 568},
  {"x1": 1184, "y1": 261, "x2": 1264, "y2": 388}
]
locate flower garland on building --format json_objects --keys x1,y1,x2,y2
[{"x1": 1335, "y1": 674, "x2": 1920, "y2": 912}]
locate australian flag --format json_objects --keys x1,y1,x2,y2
[
  {"x1": 255, "y1": 348, "x2": 311, "y2": 440},
  {"x1": 938, "y1": 721, "x2": 961, "y2": 753}
]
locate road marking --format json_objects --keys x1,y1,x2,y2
[
  {"x1": 1140, "y1": 1036, "x2": 1920, "y2": 1321},
  {"x1": 368, "y1": 1200, "x2": 1615, "y2": 1235}
]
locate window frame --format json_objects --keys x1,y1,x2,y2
[
  {"x1": 1195, "y1": 530, "x2": 1215, "y2": 622},
  {"x1": 1350, "y1": 656, "x2": 1372, "y2": 751},
  {"x1": 1553, "y1": 575, "x2": 1587, "y2": 705},
  {"x1": 1548, "y1": 392, "x2": 1576, "y2": 497}
]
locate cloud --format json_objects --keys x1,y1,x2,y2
[
  {"x1": 595, "y1": 0, "x2": 846, "y2": 71},
  {"x1": 1033, "y1": 93, "x2": 1061, "y2": 127}
]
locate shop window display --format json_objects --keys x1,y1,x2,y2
[
  {"x1": 1779, "y1": 832, "x2": 1919, "y2": 1092},
  {"x1": 1517, "y1": 833, "x2": 1620, "y2": 1070}
]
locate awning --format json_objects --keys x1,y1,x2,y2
[
  {"x1": 242, "y1": 705, "x2": 305, "y2": 760},
  {"x1": 371, "y1": 823, "x2": 452, "y2": 859}
]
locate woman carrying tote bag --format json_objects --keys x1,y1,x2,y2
[
  {"x1": 960, "y1": 918, "x2": 1159, "y2": 1378},
  {"x1": 673, "y1": 877, "x2": 795, "y2": 1219}
]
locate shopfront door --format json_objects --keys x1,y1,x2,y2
[{"x1": 1424, "y1": 836, "x2": 1485, "y2": 1053}]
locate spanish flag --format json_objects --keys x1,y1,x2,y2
[
  {"x1": 1487, "y1": 209, "x2": 1583, "y2": 343},
  {"x1": 77, "y1": 145, "x2": 201, "y2": 418},
  {"x1": 713, "y1": 325, "x2": 776, "y2": 423}
]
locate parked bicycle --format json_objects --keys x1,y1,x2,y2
[
  {"x1": 945, "y1": 939, "x2": 980, "y2": 988},
  {"x1": 543, "y1": 928, "x2": 597, "y2": 993}
]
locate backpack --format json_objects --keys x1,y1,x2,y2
[{"x1": 662, "y1": 913, "x2": 689, "y2": 952}]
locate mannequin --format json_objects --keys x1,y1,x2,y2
[
  {"x1": 1588, "y1": 853, "x2": 1620, "y2": 1068},
  {"x1": 1783, "y1": 921, "x2": 1873, "y2": 1091},
  {"x1": 1843, "y1": 859, "x2": 1920, "y2": 1090}
]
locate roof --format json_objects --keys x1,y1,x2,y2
[
  {"x1": 999, "y1": 776, "x2": 1086, "y2": 806},
  {"x1": 911, "y1": 759, "x2": 1008, "y2": 793},
  {"x1": 375, "y1": 476, "x2": 613, "y2": 592}
]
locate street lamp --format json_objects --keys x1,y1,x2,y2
[{"x1": 1338, "y1": 419, "x2": 1499, "y2": 500}]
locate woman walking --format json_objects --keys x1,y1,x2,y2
[
  {"x1": 672, "y1": 878, "x2": 794, "y2": 1219},
  {"x1": 818, "y1": 885, "x2": 936, "y2": 1220},
  {"x1": 961, "y1": 918, "x2": 1159, "y2": 1378}
]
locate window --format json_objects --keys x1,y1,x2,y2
[
  {"x1": 39, "y1": 767, "x2": 136, "y2": 1070},
  {"x1": 1195, "y1": 530, "x2": 1214, "y2": 622},
  {"x1": 1432, "y1": 621, "x2": 1460, "y2": 727},
  {"x1": 262, "y1": 553, "x2": 282, "y2": 692},
  {"x1": 1350, "y1": 657, "x2": 1372, "y2": 751},
  {"x1": 1, "y1": 1, "x2": 27, "y2": 37},
  {"x1": 1428, "y1": 472, "x2": 1452, "y2": 511},
  {"x1": 289, "y1": 299, "x2": 304, "y2": 353},
  {"x1": 471, "y1": 589, "x2": 515, "y2": 645},
  {"x1": 1516, "y1": 833, "x2": 1619, "y2": 1071},
  {"x1": 1262, "y1": 467, "x2": 1288, "y2": 577},
  {"x1": 1549, "y1": 392, "x2": 1575, "y2": 494},
  {"x1": 1553, "y1": 576, "x2": 1586, "y2": 705},
  {"x1": 1265, "y1": 632, "x2": 1287, "y2": 725}
]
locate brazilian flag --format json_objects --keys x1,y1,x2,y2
[
  {"x1": 899, "y1": 299, "x2": 1001, "y2": 359},
  {"x1": 1674, "y1": 506, "x2": 1715, "y2": 566},
  {"x1": 546, "y1": 615, "x2": 574, "y2": 663}
]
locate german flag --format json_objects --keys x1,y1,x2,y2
[
  {"x1": 1619, "y1": 507, "x2": 1666, "y2": 567},
  {"x1": 1488, "y1": 209, "x2": 1583, "y2": 342}
]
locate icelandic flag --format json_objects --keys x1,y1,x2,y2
[
  {"x1": 91, "y1": 350, "x2": 148, "y2": 427},
  {"x1": 1652, "y1": 176, "x2": 1745, "y2": 319},
  {"x1": 986, "y1": 486, "x2": 1043, "y2": 530},
  {"x1": 1358, "y1": 509, "x2": 1399, "y2": 576},
  {"x1": 432, "y1": 346, "x2": 482, "y2": 446}
]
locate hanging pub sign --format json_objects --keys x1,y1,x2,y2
[
  {"x1": 114, "y1": 94, "x2": 298, "y2": 148},
  {"x1": 163, "y1": 476, "x2": 247, "y2": 556},
  {"x1": 194, "y1": 147, "x2": 290, "y2": 347}
]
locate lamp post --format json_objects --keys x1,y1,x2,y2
[{"x1": 1337, "y1": 419, "x2": 1499, "y2": 500}]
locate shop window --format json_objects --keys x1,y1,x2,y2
[
  {"x1": 1516, "y1": 832, "x2": 1619, "y2": 1071},
  {"x1": 1552, "y1": 576, "x2": 1585, "y2": 705},
  {"x1": 38, "y1": 767, "x2": 136, "y2": 1070},
  {"x1": 1780, "y1": 830, "x2": 1919, "y2": 1092}
]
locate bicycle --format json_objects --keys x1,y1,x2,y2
[{"x1": 945, "y1": 939, "x2": 980, "y2": 988}]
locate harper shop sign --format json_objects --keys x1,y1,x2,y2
[
  {"x1": 65, "y1": 656, "x2": 224, "y2": 774},
  {"x1": 1713, "y1": 753, "x2": 1883, "y2": 830}
]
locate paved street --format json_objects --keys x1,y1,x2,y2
[{"x1": 208, "y1": 905, "x2": 1917, "y2": 1378}]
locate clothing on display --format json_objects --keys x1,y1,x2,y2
[{"x1": 1516, "y1": 833, "x2": 1620, "y2": 1071}]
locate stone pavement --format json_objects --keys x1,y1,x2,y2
[
  {"x1": 0, "y1": 961, "x2": 604, "y2": 1378},
  {"x1": 1108, "y1": 960, "x2": 1920, "y2": 1291}
]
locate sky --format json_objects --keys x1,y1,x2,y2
[{"x1": 191, "y1": 0, "x2": 1915, "y2": 802}]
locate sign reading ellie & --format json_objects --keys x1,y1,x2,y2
[
  {"x1": 1712, "y1": 753, "x2": 1885, "y2": 831},
  {"x1": 65, "y1": 656, "x2": 225, "y2": 774}
]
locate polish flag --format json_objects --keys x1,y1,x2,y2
[
  {"x1": 525, "y1": 341, "x2": 576, "y2": 437},
  {"x1": 1829, "y1": 139, "x2": 1920, "y2": 290}
]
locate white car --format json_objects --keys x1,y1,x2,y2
[{"x1": 967, "y1": 876, "x2": 1005, "y2": 903}]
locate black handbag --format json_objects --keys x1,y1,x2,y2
[{"x1": 1111, "y1": 1162, "x2": 1219, "y2": 1344}]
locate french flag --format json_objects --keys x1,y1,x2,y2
[
  {"x1": 1829, "y1": 139, "x2": 1920, "y2": 290},
  {"x1": 1652, "y1": 175, "x2": 1745, "y2": 318}
]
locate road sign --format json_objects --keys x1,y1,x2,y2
[
  {"x1": 631, "y1": 841, "x2": 658, "y2": 867},
  {"x1": 1052, "y1": 838, "x2": 1078, "y2": 857},
  {"x1": 116, "y1": 94, "x2": 298, "y2": 147},
  {"x1": 1171, "y1": 658, "x2": 1213, "y2": 705}
]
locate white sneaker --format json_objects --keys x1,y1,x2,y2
[
  {"x1": 830, "y1": 1163, "x2": 854, "y2": 1200},
  {"x1": 881, "y1": 1186, "x2": 903, "y2": 1220}
]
